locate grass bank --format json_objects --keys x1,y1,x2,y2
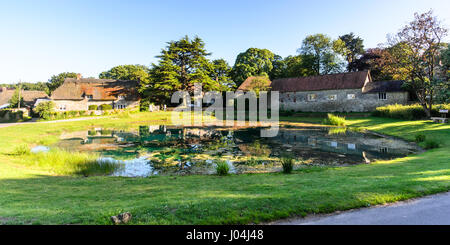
[{"x1": 0, "y1": 112, "x2": 449, "y2": 224}]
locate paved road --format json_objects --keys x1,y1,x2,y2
[{"x1": 274, "y1": 192, "x2": 450, "y2": 225}]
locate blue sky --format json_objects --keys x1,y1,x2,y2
[{"x1": 1, "y1": 0, "x2": 449, "y2": 83}]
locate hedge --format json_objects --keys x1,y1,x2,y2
[{"x1": 372, "y1": 104, "x2": 450, "y2": 120}]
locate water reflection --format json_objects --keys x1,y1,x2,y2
[{"x1": 55, "y1": 125, "x2": 420, "y2": 177}]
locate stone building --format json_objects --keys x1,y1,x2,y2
[
  {"x1": 270, "y1": 71, "x2": 408, "y2": 112},
  {"x1": 50, "y1": 75, "x2": 140, "y2": 111}
]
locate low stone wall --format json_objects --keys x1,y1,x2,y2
[
  {"x1": 279, "y1": 89, "x2": 409, "y2": 112},
  {"x1": 0, "y1": 109, "x2": 27, "y2": 122}
]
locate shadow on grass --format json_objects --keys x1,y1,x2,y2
[{"x1": 0, "y1": 149, "x2": 449, "y2": 225}]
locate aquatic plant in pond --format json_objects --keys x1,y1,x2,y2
[
  {"x1": 215, "y1": 161, "x2": 230, "y2": 176},
  {"x1": 323, "y1": 114, "x2": 347, "y2": 126},
  {"x1": 29, "y1": 149, "x2": 121, "y2": 176}
]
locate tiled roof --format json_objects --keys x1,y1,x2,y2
[
  {"x1": 362, "y1": 80, "x2": 406, "y2": 93},
  {"x1": 0, "y1": 89, "x2": 49, "y2": 106},
  {"x1": 270, "y1": 71, "x2": 371, "y2": 92}
]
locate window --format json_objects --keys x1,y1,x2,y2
[
  {"x1": 118, "y1": 95, "x2": 125, "y2": 100},
  {"x1": 347, "y1": 94, "x2": 356, "y2": 100},
  {"x1": 59, "y1": 105, "x2": 66, "y2": 111},
  {"x1": 307, "y1": 94, "x2": 317, "y2": 101},
  {"x1": 328, "y1": 94, "x2": 337, "y2": 101},
  {"x1": 86, "y1": 95, "x2": 93, "y2": 99},
  {"x1": 379, "y1": 147, "x2": 388, "y2": 153},
  {"x1": 378, "y1": 92, "x2": 387, "y2": 100},
  {"x1": 116, "y1": 104, "x2": 126, "y2": 109}
]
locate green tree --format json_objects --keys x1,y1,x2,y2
[
  {"x1": 9, "y1": 87, "x2": 24, "y2": 108},
  {"x1": 299, "y1": 34, "x2": 344, "y2": 75},
  {"x1": 141, "y1": 35, "x2": 218, "y2": 104},
  {"x1": 99, "y1": 64, "x2": 150, "y2": 83},
  {"x1": 210, "y1": 59, "x2": 234, "y2": 90},
  {"x1": 335, "y1": 33, "x2": 365, "y2": 72},
  {"x1": 47, "y1": 72, "x2": 78, "y2": 93},
  {"x1": 390, "y1": 10, "x2": 448, "y2": 117},
  {"x1": 231, "y1": 48, "x2": 276, "y2": 87},
  {"x1": 33, "y1": 101, "x2": 55, "y2": 119}
]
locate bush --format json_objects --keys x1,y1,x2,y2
[
  {"x1": 280, "y1": 157, "x2": 294, "y2": 174},
  {"x1": 33, "y1": 101, "x2": 55, "y2": 119},
  {"x1": 88, "y1": 105, "x2": 98, "y2": 110},
  {"x1": 12, "y1": 144, "x2": 30, "y2": 155},
  {"x1": 373, "y1": 104, "x2": 450, "y2": 120},
  {"x1": 415, "y1": 134, "x2": 426, "y2": 143},
  {"x1": 215, "y1": 161, "x2": 230, "y2": 176},
  {"x1": 424, "y1": 140, "x2": 439, "y2": 149},
  {"x1": 99, "y1": 104, "x2": 113, "y2": 111},
  {"x1": 323, "y1": 113, "x2": 347, "y2": 126}
]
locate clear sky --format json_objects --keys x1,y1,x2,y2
[{"x1": 1, "y1": 0, "x2": 449, "y2": 83}]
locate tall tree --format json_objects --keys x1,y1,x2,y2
[
  {"x1": 335, "y1": 33, "x2": 365, "y2": 71},
  {"x1": 231, "y1": 48, "x2": 276, "y2": 87},
  {"x1": 99, "y1": 64, "x2": 150, "y2": 83},
  {"x1": 210, "y1": 59, "x2": 234, "y2": 90},
  {"x1": 389, "y1": 10, "x2": 448, "y2": 117},
  {"x1": 9, "y1": 87, "x2": 24, "y2": 108},
  {"x1": 47, "y1": 72, "x2": 78, "y2": 93},
  {"x1": 141, "y1": 36, "x2": 218, "y2": 104},
  {"x1": 298, "y1": 34, "x2": 344, "y2": 75}
]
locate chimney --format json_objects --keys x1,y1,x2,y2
[{"x1": 76, "y1": 73, "x2": 82, "y2": 80}]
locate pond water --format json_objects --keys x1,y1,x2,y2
[{"x1": 53, "y1": 125, "x2": 420, "y2": 177}]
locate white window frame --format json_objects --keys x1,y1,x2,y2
[
  {"x1": 59, "y1": 105, "x2": 66, "y2": 111},
  {"x1": 307, "y1": 94, "x2": 317, "y2": 101},
  {"x1": 328, "y1": 94, "x2": 337, "y2": 101},
  {"x1": 347, "y1": 94, "x2": 356, "y2": 100},
  {"x1": 118, "y1": 95, "x2": 125, "y2": 100},
  {"x1": 378, "y1": 92, "x2": 387, "y2": 100}
]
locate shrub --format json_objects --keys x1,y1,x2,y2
[
  {"x1": 99, "y1": 104, "x2": 113, "y2": 111},
  {"x1": 424, "y1": 140, "x2": 439, "y2": 149},
  {"x1": 323, "y1": 113, "x2": 346, "y2": 126},
  {"x1": 88, "y1": 105, "x2": 98, "y2": 110},
  {"x1": 33, "y1": 101, "x2": 55, "y2": 119},
  {"x1": 280, "y1": 157, "x2": 294, "y2": 174},
  {"x1": 215, "y1": 161, "x2": 230, "y2": 176},
  {"x1": 373, "y1": 104, "x2": 450, "y2": 120},
  {"x1": 415, "y1": 134, "x2": 426, "y2": 143},
  {"x1": 12, "y1": 144, "x2": 30, "y2": 155}
]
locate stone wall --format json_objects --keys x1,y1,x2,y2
[
  {"x1": 53, "y1": 98, "x2": 139, "y2": 111},
  {"x1": 279, "y1": 89, "x2": 408, "y2": 112}
]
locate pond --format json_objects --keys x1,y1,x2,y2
[{"x1": 49, "y1": 124, "x2": 421, "y2": 177}]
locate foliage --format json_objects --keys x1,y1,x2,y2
[
  {"x1": 12, "y1": 144, "x2": 30, "y2": 155},
  {"x1": 280, "y1": 157, "x2": 294, "y2": 174},
  {"x1": 0, "y1": 82, "x2": 49, "y2": 95},
  {"x1": 323, "y1": 113, "x2": 347, "y2": 126},
  {"x1": 141, "y1": 35, "x2": 219, "y2": 105},
  {"x1": 33, "y1": 101, "x2": 55, "y2": 119},
  {"x1": 335, "y1": 33, "x2": 365, "y2": 72},
  {"x1": 424, "y1": 139, "x2": 440, "y2": 149},
  {"x1": 47, "y1": 72, "x2": 78, "y2": 93},
  {"x1": 99, "y1": 104, "x2": 113, "y2": 111},
  {"x1": 373, "y1": 103, "x2": 450, "y2": 120},
  {"x1": 88, "y1": 105, "x2": 98, "y2": 110},
  {"x1": 389, "y1": 10, "x2": 448, "y2": 117},
  {"x1": 99, "y1": 64, "x2": 150, "y2": 83},
  {"x1": 298, "y1": 34, "x2": 344, "y2": 75},
  {"x1": 215, "y1": 161, "x2": 230, "y2": 176},
  {"x1": 249, "y1": 76, "x2": 271, "y2": 96},
  {"x1": 231, "y1": 48, "x2": 277, "y2": 87},
  {"x1": 415, "y1": 134, "x2": 426, "y2": 143},
  {"x1": 210, "y1": 59, "x2": 234, "y2": 90},
  {"x1": 29, "y1": 149, "x2": 120, "y2": 176},
  {"x1": 8, "y1": 88, "x2": 24, "y2": 108}
]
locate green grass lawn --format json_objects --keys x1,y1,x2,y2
[{"x1": 0, "y1": 112, "x2": 449, "y2": 224}]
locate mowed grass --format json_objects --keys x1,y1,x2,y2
[{"x1": 0, "y1": 112, "x2": 449, "y2": 224}]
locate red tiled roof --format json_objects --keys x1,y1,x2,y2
[{"x1": 271, "y1": 71, "x2": 371, "y2": 92}]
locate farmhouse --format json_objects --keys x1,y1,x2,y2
[
  {"x1": 0, "y1": 87, "x2": 49, "y2": 109},
  {"x1": 244, "y1": 71, "x2": 408, "y2": 112},
  {"x1": 50, "y1": 74, "x2": 140, "y2": 111}
]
